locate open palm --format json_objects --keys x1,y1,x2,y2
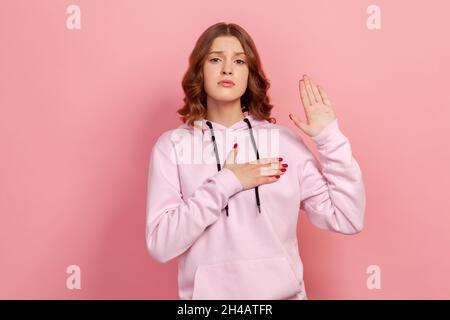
[{"x1": 289, "y1": 74, "x2": 337, "y2": 137}]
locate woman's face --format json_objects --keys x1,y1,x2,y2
[{"x1": 203, "y1": 36, "x2": 249, "y2": 105}]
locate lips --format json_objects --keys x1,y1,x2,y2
[{"x1": 218, "y1": 80, "x2": 235, "y2": 86}]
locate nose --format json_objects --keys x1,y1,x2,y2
[{"x1": 221, "y1": 61, "x2": 233, "y2": 75}]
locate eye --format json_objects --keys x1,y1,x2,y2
[{"x1": 209, "y1": 58, "x2": 246, "y2": 64}]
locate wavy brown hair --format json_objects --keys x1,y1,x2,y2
[{"x1": 177, "y1": 22, "x2": 276, "y2": 127}]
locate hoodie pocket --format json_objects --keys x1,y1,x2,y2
[{"x1": 192, "y1": 256, "x2": 302, "y2": 300}]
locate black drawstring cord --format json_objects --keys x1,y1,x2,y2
[
  {"x1": 205, "y1": 120, "x2": 229, "y2": 217},
  {"x1": 243, "y1": 118, "x2": 262, "y2": 214},
  {"x1": 205, "y1": 116, "x2": 262, "y2": 216}
]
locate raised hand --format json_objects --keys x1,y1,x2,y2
[{"x1": 289, "y1": 74, "x2": 337, "y2": 137}]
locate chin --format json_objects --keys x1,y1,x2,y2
[{"x1": 211, "y1": 94, "x2": 241, "y2": 102}]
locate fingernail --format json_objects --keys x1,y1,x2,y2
[
  {"x1": 281, "y1": 168, "x2": 286, "y2": 172},
  {"x1": 234, "y1": 143, "x2": 237, "y2": 148},
  {"x1": 275, "y1": 175, "x2": 280, "y2": 179},
  {"x1": 278, "y1": 157, "x2": 283, "y2": 161},
  {"x1": 282, "y1": 164, "x2": 288, "y2": 168}
]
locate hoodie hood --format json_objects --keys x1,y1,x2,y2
[
  {"x1": 176, "y1": 111, "x2": 269, "y2": 217},
  {"x1": 178, "y1": 111, "x2": 269, "y2": 135}
]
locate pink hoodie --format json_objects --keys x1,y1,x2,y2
[{"x1": 145, "y1": 112, "x2": 366, "y2": 300}]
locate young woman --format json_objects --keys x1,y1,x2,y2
[{"x1": 145, "y1": 22, "x2": 366, "y2": 300}]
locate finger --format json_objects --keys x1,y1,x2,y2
[
  {"x1": 309, "y1": 77, "x2": 323, "y2": 104},
  {"x1": 225, "y1": 143, "x2": 238, "y2": 164},
  {"x1": 262, "y1": 175, "x2": 280, "y2": 184},
  {"x1": 266, "y1": 160, "x2": 282, "y2": 170},
  {"x1": 249, "y1": 157, "x2": 280, "y2": 165},
  {"x1": 289, "y1": 113, "x2": 311, "y2": 134},
  {"x1": 289, "y1": 113, "x2": 301, "y2": 126},
  {"x1": 303, "y1": 75, "x2": 316, "y2": 104},
  {"x1": 260, "y1": 167, "x2": 286, "y2": 176},
  {"x1": 317, "y1": 85, "x2": 331, "y2": 105},
  {"x1": 259, "y1": 163, "x2": 287, "y2": 175},
  {"x1": 299, "y1": 80, "x2": 311, "y2": 107},
  {"x1": 259, "y1": 164, "x2": 280, "y2": 175}
]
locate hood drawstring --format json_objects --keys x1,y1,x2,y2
[
  {"x1": 205, "y1": 120, "x2": 230, "y2": 217},
  {"x1": 205, "y1": 116, "x2": 262, "y2": 217},
  {"x1": 243, "y1": 118, "x2": 262, "y2": 214}
]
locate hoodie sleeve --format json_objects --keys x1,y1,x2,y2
[
  {"x1": 298, "y1": 119, "x2": 366, "y2": 234},
  {"x1": 145, "y1": 133, "x2": 243, "y2": 263}
]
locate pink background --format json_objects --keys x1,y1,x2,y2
[{"x1": 1, "y1": 0, "x2": 449, "y2": 299}]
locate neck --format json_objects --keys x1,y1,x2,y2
[{"x1": 205, "y1": 99, "x2": 245, "y2": 128}]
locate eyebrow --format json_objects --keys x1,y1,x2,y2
[{"x1": 208, "y1": 51, "x2": 246, "y2": 56}]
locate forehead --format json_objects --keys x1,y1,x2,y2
[
  {"x1": 208, "y1": 50, "x2": 246, "y2": 56},
  {"x1": 208, "y1": 36, "x2": 245, "y2": 55}
]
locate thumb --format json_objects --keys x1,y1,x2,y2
[
  {"x1": 225, "y1": 143, "x2": 238, "y2": 165},
  {"x1": 289, "y1": 113, "x2": 310, "y2": 134}
]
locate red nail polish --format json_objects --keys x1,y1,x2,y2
[
  {"x1": 278, "y1": 157, "x2": 283, "y2": 161},
  {"x1": 281, "y1": 168, "x2": 286, "y2": 172},
  {"x1": 233, "y1": 143, "x2": 237, "y2": 148},
  {"x1": 282, "y1": 164, "x2": 288, "y2": 168},
  {"x1": 275, "y1": 175, "x2": 280, "y2": 179}
]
